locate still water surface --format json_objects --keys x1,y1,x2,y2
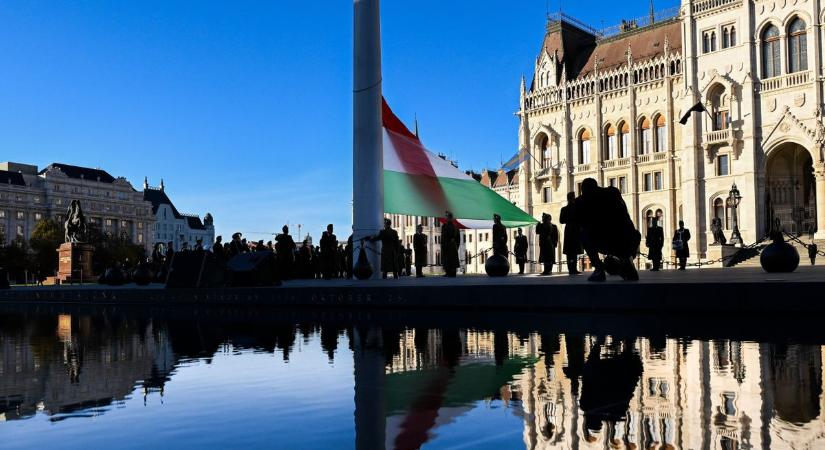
[{"x1": 1, "y1": 307, "x2": 823, "y2": 449}]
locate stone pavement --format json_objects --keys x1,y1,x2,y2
[{"x1": 1, "y1": 266, "x2": 823, "y2": 313}]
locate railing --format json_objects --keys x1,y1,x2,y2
[
  {"x1": 704, "y1": 128, "x2": 731, "y2": 145},
  {"x1": 691, "y1": 0, "x2": 740, "y2": 15},
  {"x1": 758, "y1": 71, "x2": 811, "y2": 93},
  {"x1": 603, "y1": 157, "x2": 631, "y2": 169},
  {"x1": 575, "y1": 163, "x2": 594, "y2": 173},
  {"x1": 597, "y1": 6, "x2": 681, "y2": 39},
  {"x1": 653, "y1": 152, "x2": 668, "y2": 162},
  {"x1": 637, "y1": 154, "x2": 652, "y2": 163}
]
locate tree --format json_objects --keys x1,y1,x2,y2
[{"x1": 29, "y1": 218, "x2": 63, "y2": 280}]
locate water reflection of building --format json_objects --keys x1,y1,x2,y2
[
  {"x1": 513, "y1": 335, "x2": 825, "y2": 450},
  {"x1": 0, "y1": 315, "x2": 174, "y2": 421}
]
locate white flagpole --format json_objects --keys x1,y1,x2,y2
[{"x1": 353, "y1": 0, "x2": 384, "y2": 279}]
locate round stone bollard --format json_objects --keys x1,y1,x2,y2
[
  {"x1": 132, "y1": 265, "x2": 153, "y2": 286},
  {"x1": 353, "y1": 247, "x2": 373, "y2": 280},
  {"x1": 485, "y1": 254, "x2": 510, "y2": 277},
  {"x1": 760, "y1": 239, "x2": 799, "y2": 273}
]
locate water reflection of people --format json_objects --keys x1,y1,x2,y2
[{"x1": 579, "y1": 337, "x2": 643, "y2": 439}]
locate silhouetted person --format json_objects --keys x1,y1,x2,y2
[
  {"x1": 275, "y1": 226, "x2": 296, "y2": 279},
  {"x1": 413, "y1": 224, "x2": 428, "y2": 278},
  {"x1": 229, "y1": 233, "x2": 245, "y2": 257},
  {"x1": 492, "y1": 213, "x2": 508, "y2": 257},
  {"x1": 395, "y1": 239, "x2": 405, "y2": 276},
  {"x1": 298, "y1": 240, "x2": 313, "y2": 278},
  {"x1": 646, "y1": 218, "x2": 665, "y2": 271},
  {"x1": 513, "y1": 228, "x2": 528, "y2": 274},
  {"x1": 194, "y1": 238, "x2": 204, "y2": 251},
  {"x1": 441, "y1": 211, "x2": 460, "y2": 277},
  {"x1": 559, "y1": 192, "x2": 582, "y2": 275},
  {"x1": 212, "y1": 236, "x2": 224, "y2": 261},
  {"x1": 579, "y1": 337, "x2": 643, "y2": 436},
  {"x1": 151, "y1": 242, "x2": 164, "y2": 270},
  {"x1": 345, "y1": 234, "x2": 354, "y2": 279},
  {"x1": 180, "y1": 242, "x2": 190, "y2": 252},
  {"x1": 256, "y1": 239, "x2": 266, "y2": 251},
  {"x1": 575, "y1": 178, "x2": 640, "y2": 282},
  {"x1": 809, "y1": 241, "x2": 818, "y2": 266},
  {"x1": 672, "y1": 220, "x2": 691, "y2": 270},
  {"x1": 536, "y1": 213, "x2": 559, "y2": 275},
  {"x1": 404, "y1": 244, "x2": 412, "y2": 276},
  {"x1": 371, "y1": 218, "x2": 399, "y2": 279},
  {"x1": 320, "y1": 224, "x2": 337, "y2": 280}
]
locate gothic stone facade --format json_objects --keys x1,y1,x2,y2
[{"x1": 519, "y1": 0, "x2": 825, "y2": 264}]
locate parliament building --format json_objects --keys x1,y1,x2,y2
[{"x1": 516, "y1": 0, "x2": 825, "y2": 265}]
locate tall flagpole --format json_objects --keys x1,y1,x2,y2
[{"x1": 353, "y1": 0, "x2": 383, "y2": 279}]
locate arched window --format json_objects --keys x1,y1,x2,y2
[
  {"x1": 640, "y1": 118, "x2": 652, "y2": 155},
  {"x1": 710, "y1": 32, "x2": 717, "y2": 51},
  {"x1": 619, "y1": 122, "x2": 630, "y2": 158},
  {"x1": 788, "y1": 18, "x2": 808, "y2": 73},
  {"x1": 730, "y1": 26, "x2": 737, "y2": 46},
  {"x1": 645, "y1": 210, "x2": 654, "y2": 234},
  {"x1": 709, "y1": 84, "x2": 729, "y2": 131},
  {"x1": 714, "y1": 198, "x2": 726, "y2": 228},
  {"x1": 605, "y1": 124, "x2": 618, "y2": 160},
  {"x1": 654, "y1": 115, "x2": 667, "y2": 153},
  {"x1": 578, "y1": 129, "x2": 591, "y2": 165},
  {"x1": 723, "y1": 28, "x2": 730, "y2": 48},
  {"x1": 655, "y1": 209, "x2": 664, "y2": 228},
  {"x1": 762, "y1": 25, "x2": 781, "y2": 78},
  {"x1": 703, "y1": 33, "x2": 711, "y2": 53},
  {"x1": 538, "y1": 134, "x2": 550, "y2": 169}
]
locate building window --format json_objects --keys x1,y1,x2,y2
[
  {"x1": 16, "y1": 212, "x2": 24, "y2": 220},
  {"x1": 722, "y1": 25, "x2": 736, "y2": 49},
  {"x1": 618, "y1": 176, "x2": 627, "y2": 194},
  {"x1": 578, "y1": 129, "x2": 591, "y2": 164},
  {"x1": 654, "y1": 115, "x2": 667, "y2": 152},
  {"x1": 608, "y1": 177, "x2": 617, "y2": 188},
  {"x1": 16, "y1": 225, "x2": 23, "y2": 238},
  {"x1": 762, "y1": 25, "x2": 781, "y2": 78},
  {"x1": 619, "y1": 122, "x2": 630, "y2": 158},
  {"x1": 654, "y1": 171, "x2": 663, "y2": 190},
  {"x1": 543, "y1": 187, "x2": 552, "y2": 203},
  {"x1": 605, "y1": 124, "x2": 618, "y2": 160},
  {"x1": 538, "y1": 134, "x2": 550, "y2": 169},
  {"x1": 0, "y1": 211, "x2": 4, "y2": 218},
  {"x1": 643, "y1": 173, "x2": 653, "y2": 191},
  {"x1": 717, "y1": 154, "x2": 730, "y2": 176},
  {"x1": 709, "y1": 85, "x2": 729, "y2": 131},
  {"x1": 34, "y1": 213, "x2": 43, "y2": 221},
  {"x1": 106, "y1": 219, "x2": 113, "y2": 227},
  {"x1": 703, "y1": 30, "x2": 717, "y2": 53},
  {"x1": 788, "y1": 18, "x2": 808, "y2": 73},
  {"x1": 640, "y1": 118, "x2": 652, "y2": 155}
]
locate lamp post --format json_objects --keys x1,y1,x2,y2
[{"x1": 727, "y1": 183, "x2": 743, "y2": 245}]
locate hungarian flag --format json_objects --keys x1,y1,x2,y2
[{"x1": 382, "y1": 99, "x2": 537, "y2": 228}]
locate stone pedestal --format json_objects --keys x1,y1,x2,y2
[
  {"x1": 57, "y1": 243, "x2": 95, "y2": 283},
  {"x1": 706, "y1": 244, "x2": 739, "y2": 267}
]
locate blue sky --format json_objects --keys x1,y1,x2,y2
[{"x1": 0, "y1": 0, "x2": 676, "y2": 241}]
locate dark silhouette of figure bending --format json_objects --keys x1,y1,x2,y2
[{"x1": 575, "y1": 178, "x2": 640, "y2": 282}]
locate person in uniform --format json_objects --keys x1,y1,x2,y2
[
  {"x1": 559, "y1": 192, "x2": 582, "y2": 275},
  {"x1": 275, "y1": 225, "x2": 297, "y2": 280},
  {"x1": 441, "y1": 211, "x2": 460, "y2": 277},
  {"x1": 371, "y1": 218, "x2": 400, "y2": 279},
  {"x1": 404, "y1": 244, "x2": 413, "y2": 276},
  {"x1": 576, "y1": 178, "x2": 640, "y2": 282},
  {"x1": 646, "y1": 217, "x2": 665, "y2": 271},
  {"x1": 535, "y1": 213, "x2": 559, "y2": 275},
  {"x1": 320, "y1": 224, "x2": 337, "y2": 280},
  {"x1": 672, "y1": 220, "x2": 691, "y2": 270},
  {"x1": 513, "y1": 228, "x2": 528, "y2": 274},
  {"x1": 345, "y1": 234, "x2": 354, "y2": 279},
  {"x1": 413, "y1": 224, "x2": 428, "y2": 278},
  {"x1": 492, "y1": 214, "x2": 508, "y2": 258}
]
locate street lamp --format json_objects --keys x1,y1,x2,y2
[{"x1": 726, "y1": 183, "x2": 743, "y2": 245}]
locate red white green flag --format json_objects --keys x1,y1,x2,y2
[{"x1": 382, "y1": 99, "x2": 537, "y2": 229}]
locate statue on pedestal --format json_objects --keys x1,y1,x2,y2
[
  {"x1": 64, "y1": 200, "x2": 87, "y2": 243},
  {"x1": 710, "y1": 217, "x2": 727, "y2": 245}
]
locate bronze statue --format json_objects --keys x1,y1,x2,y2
[
  {"x1": 64, "y1": 200, "x2": 87, "y2": 243},
  {"x1": 710, "y1": 217, "x2": 727, "y2": 245}
]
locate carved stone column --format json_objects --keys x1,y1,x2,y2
[{"x1": 815, "y1": 161, "x2": 825, "y2": 239}]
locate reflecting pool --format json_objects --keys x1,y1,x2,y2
[{"x1": 1, "y1": 306, "x2": 824, "y2": 449}]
